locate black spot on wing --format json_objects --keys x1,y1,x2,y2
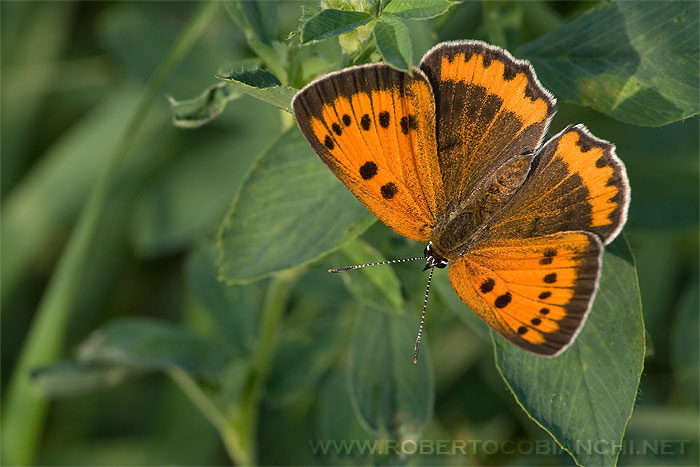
[
  {"x1": 480, "y1": 278, "x2": 495, "y2": 293},
  {"x1": 359, "y1": 161, "x2": 377, "y2": 180},
  {"x1": 379, "y1": 111, "x2": 390, "y2": 128},
  {"x1": 361, "y1": 114, "x2": 371, "y2": 131},
  {"x1": 539, "y1": 250, "x2": 556, "y2": 265},
  {"x1": 400, "y1": 116, "x2": 410, "y2": 134},
  {"x1": 495, "y1": 292, "x2": 512, "y2": 308},
  {"x1": 380, "y1": 182, "x2": 398, "y2": 199}
]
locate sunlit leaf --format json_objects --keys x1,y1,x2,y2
[
  {"x1": 301, "y1": 9, "x2": 373, "y2": 43},
  {"x1": 372, "y1": 16, "x2": 413, "y2": 73},
  {"x1": 383, "y1": 0, "x2": 456, "y2": 20},
  {"x1": 519, "y1": 1, "x2": 699, "y2": 126}
]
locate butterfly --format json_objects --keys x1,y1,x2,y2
[{"x1": 291, "y1": 40, "x2": 629, "y2": 359}]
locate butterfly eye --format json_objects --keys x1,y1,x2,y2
[{"x1": 424, "y1": 244, "x2": 432, "y2": 257}]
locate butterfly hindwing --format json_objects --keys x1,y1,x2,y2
[
  {"x1": 449, "y1": 232, "x2": 602, "y2": 355},
  {"x1": 419, "y1": 40, "x2": 556, "y2": 203},
  {"x1": 292, "y1": 64, "x2": 445, "y2": 241},
  {"x1": 488, "y1": 124, "x2": 630, "y2": 245}
]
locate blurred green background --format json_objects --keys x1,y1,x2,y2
[{"x1": 1, "y1": 1, "x2": 698, "y2": 466}]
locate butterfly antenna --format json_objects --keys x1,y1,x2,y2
[
  {"x1": 413, "y1": 266, "x2": 434, "y2": 364},
  {"x1": 328, "y1": 256, "x2": 423, "y2": 273}
]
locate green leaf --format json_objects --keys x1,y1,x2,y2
[
  {"x1": 217, "y1": 68, "x2": 297, "y2": 112},
  {"x1": 77, "y1": 317, "x2": 234, "y2": 381},
  {"x1": 301, "y1": 9, "x2": 373, "y2": 43},
  {"x1": 168, "y1": 82, "x2": 242, "y2": 128},
  {"x1": 348, "y1": 308, "x2": 434, "y2": 440},
  {"x1": 494, "y1": 237, "x2": 645, "y2": 467},
  {"x1": 383, "y1": 0, "x2": 456, "y2": 20},
  {"x1": 519, "y1": 1, "x2": 699, "y2": 126},
  {"x1": 372, "y1": 16, "x2": 413, "y2": 73},
  {"x1": 336, "y1": 239, "x2": 404, "y2": 313},
  {"x1": 217, "y1": 127, "x2": 376, "y2": 284},
  {"x1": 186, "y1": 243, "x2": 259, "y2": 354},
  {"x1": 30, "y1": 362, "x2": 131, "y2": 398},
  {"x1": 224, "y1": 0, "x2": 278, "y2": 44}
]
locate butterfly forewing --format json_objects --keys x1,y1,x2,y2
[
  {"x1": 449, "y1": 232, "x2": 602, "y2": 355},
  {"x1": 420, "y1": 41, "x2": 556, "y2": 204},
  {"x1": 292, "y1": 64, "x2": 445, "y2": 241}
]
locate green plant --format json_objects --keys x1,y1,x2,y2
[{"x1": 2, "y1": 1, "x2": 698, "y2": 466}]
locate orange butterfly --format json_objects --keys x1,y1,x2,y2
[{"x1": 292, "y1": 41, "x2": 629, "y2": 359}]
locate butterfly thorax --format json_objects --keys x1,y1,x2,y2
[{"x1": 430, "y1": 153, "x2": 534, "y2": 260}]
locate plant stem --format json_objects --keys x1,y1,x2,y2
[
  {"x1": 0, "y1": 3, "x2": 219, "y2": 464},
  {"x1": 231, "y1": 269, "x2": 301, "y2": 465},
  {"x1": 169, "y1": 369, "x2": 251, "y2": 465}
]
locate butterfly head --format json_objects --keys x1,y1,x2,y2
[{"x1": 423, "y1": 243, "x2": 449, "y2": 271}]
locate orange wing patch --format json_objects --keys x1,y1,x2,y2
[
  {"x1": 293, "y1": 64, "x2": 444, "y2": 241},
  {"x1": 488, "y1": 124, "x2": 630, "y2": 245},
  {"x1": 553, "y1": 128, "x2": 624, "y2": 230},
  {"x1": 449, "y1": 232, "x2": 602, "y2": 356}
]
